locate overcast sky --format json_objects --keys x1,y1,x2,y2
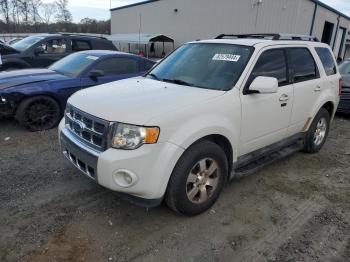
[{"x1": 42, "y1": 0, "x2": 350, "y2": 22}]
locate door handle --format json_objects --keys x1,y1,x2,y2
[
  {"x1": 314, "y1": 86, "x2": 321, "y2": 92},
  {"x1": 279, "y1": 94, "x2": 289, "y2": 102}
]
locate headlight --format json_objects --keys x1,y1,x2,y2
[
  {"x1": 111, "y1": 123, "x2": 160, "y2": 150},
  {"x1": 0, "y1": 96, "x2": 7, "y2": 103}
]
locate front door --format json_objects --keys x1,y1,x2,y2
[
  {"x1": 31, "y1": 38, "x2": 69, "y2": 67},
  {"x1": 239, "y1": 48, "x2": 293, "y2": 155}
]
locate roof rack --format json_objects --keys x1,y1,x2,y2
[
  {"x1": 48, "y1": 32, "x2": 107, "y2": 40},
  {"x1": 215, "y1": 33, "x2": 319, "y2": 42}
]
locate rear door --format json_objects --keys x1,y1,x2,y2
[
  {"x1": 286, "y1": 47, "x2": 322, "y2": 136},
  {"x1": 239, "y1": 47, "x2": 294, "y2": 155}
]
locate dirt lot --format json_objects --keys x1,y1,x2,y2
[{"x1": 0, "y1": 116, "x2": 349, "y2": 262}]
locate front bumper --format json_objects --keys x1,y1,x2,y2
[
  {"x1": 58, "y1": 119, "x2": 184, "y2": 203},
  {"x1": 0, "y1": 100, "x2": 15, "y2": 117}
]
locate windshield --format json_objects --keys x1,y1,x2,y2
[
  {"x1": 49, "y1": 52, "x2": 100, "y2": 77},
  {"x1": 339, "y1": 60, "x2": 350, "y2": 75},
  {"x1": 11, "y1": 36, "x2": 45, "y2": 51},
  {"x1": 147, "y1": 43, "x2": 253, "y2": 90}
]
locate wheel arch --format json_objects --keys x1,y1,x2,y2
[
  {"x1": 174, "y1": 133, "x2": 235, "y2": 182},
  {"x1": 16, "y1": 93, "x2": 64, "y2": 116}
]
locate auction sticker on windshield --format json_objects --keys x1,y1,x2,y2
[{"x1": 212, "y1": 54, "x2": 240, "y2": 62}]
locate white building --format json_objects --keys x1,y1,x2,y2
[{"x1": 111, "y1": 0, "x2": 350, "y2": 59}]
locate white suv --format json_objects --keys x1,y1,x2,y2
[{"x1": 59, "y1": 34, "x2": 341, "y2": 215}]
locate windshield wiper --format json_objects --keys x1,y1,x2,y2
[
  {"x1": 162, "y1": 78, "x2": 194, "y2": 87},
  {"x1": 148, "y1": 73, "x2": 161, "y2": 81}
]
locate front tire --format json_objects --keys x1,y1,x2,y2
[
  {"x1": 303, "y1": 108, "x2": 330, "y2": 153},
  {"x1": 16, "y1": 96, "x2": 61, "y2": 131},
  {"x1": 165, "y1": 140, "x2": 228, "y2": 216}
]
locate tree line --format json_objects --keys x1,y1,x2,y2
[{"x1": 0, "y1": 0, "x2": 110, "y2": 34}]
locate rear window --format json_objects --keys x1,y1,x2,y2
[
  {"x1": 288, "y1": 48, "x2": 318, "y2": 83},
  {"x1": 315, "y1": 47, "x2": 337, "y2": 76},
  {"x1": 93, "y1": 57, "x2": 138, "y2": 75},
  {"x1": 72, "y1": 40, "x2": 92, "y2": 52}
]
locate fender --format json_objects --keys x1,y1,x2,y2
[
  {"x1": 310, "y1": 89, "x2": 338, "y2": 122},
  {"x1": 2, "y1": 58, "x2": 30, "y2": 69}
]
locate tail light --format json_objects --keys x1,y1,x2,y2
[{"x1": 339, "y1": 79, "x2": 342, "y2": 96}]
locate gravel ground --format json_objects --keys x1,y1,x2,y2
[{"x1": 0, "y1": 116, "x2": 349, "y2": 262}]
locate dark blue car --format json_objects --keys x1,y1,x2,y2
[{"x1": 0, "y1": 50, "x2": 155, "y2": 131}]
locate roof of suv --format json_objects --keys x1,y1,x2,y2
[
  {"x1": 34, "y1": 33, "x2": 109, "y2": 41},
  {"x1": 193, "y1": 34, "x2": 331, "y2": 49}
]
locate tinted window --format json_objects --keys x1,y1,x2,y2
[
  {"x1": 248, "y1": 49, "x2": 288, "y2": 87},
  {"x1": 288, "y1": 48, "x2": 318, "y2": 82},
  {"x1": 144, "y1": 60, "x2": 155, "y2": 71},
  {"x1": 72, "y1": 40, "x2": 92, "y2": 52},
  {"x1": 315, "y1": 47, "x2": 337, "y2": 76},
  {"x1": 148, "y1": 43, "x2": 253, "y2": 91},
  {"x1": 93, "y1": 57, "x2": 138, "y2": 75}
]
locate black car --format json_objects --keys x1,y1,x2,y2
[
  {"x1": 0, "y1": 33, "x2": 117, "y2": 70},
  {"x1": 338, "y1": 59, "x2": 350, "y2": 113}
]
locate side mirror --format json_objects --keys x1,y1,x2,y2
[
  {"x1": 34, "y1": 46, "x2": 45, "y2": 55},
  {"x1": 248, "y1": 76, "x2": 278, "y2": 94},
  {"x1": 89, "y1": 70, "x2": 104, "y2": 79}
]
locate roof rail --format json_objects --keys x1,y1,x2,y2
[
  {"x1": 49, "y1": 32, "x2": 107, "y2": 40},
  {"x1": 215, "y1": 33, "x2": 319, "y2": 42}
]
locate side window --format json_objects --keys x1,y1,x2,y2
[
  {"x1": 247, "y1": 49, "x2": 288, "y2": 87},
  {"x1": 38, "y1": 39, "x2": 67, "y2": 54},
  {"x1": 339, "y1": 60, "x2": 350, "y2": 75},
  {"x1": 143, "y1": 60, "x2": 155, "y2": 71},
  {"x1": 93, "y1": 57, "x2": 139, "y2": 76},
  {"x1": 288, "y1": 48, "x2": 318, "y2": 83},
  {"x1": 72, "y1": 40, "x2": 92, "y2": 52},
  {"x1": 315, "y1": 47, "x2": 337, "y2": 76}
]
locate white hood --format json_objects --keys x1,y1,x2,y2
[{"x1": 68, "y1": 77, "x2": 225, "y2": 125}]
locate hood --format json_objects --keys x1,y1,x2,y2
[
  {"x1": 68, "y1": 77, "x2": 225, "y2": 124},
  {"x1": 0, "y1": 69, "x2": 70, "y2": 90},
  {"x1": 0, "y1": 43, "x2": 20, "y2": 55}
]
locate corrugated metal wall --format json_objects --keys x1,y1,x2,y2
[{"x1": 111, "y1": 0, "x2": 350, "y2": 57}]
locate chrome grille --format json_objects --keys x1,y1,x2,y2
[{"x1": 65, "y1": 104, "x2": 109, "y2": 151}]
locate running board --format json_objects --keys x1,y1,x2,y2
[{"x1": 231, "y1": 134, "x2": 305, "y2": 179}]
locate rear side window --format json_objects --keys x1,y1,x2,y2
[
  {"x1": 247, "y1": 49, "x2": 288, "y2": 87},
  {"x1": 72, "y1": 40, "x2": 92, "y2": 52},
  {"x1": 93, "y1": 57, "x2": 138, "y2": 75},
  {"x1": 143, "y1": 60, "x2": 155, "y2": 71},
  {"x1": 315, "y1": 47, "x2": 337, "y2": 76},
  {"x1": 288, "y1": 48, "x2": 318, "y2": 83}
]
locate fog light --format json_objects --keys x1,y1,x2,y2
[{"x1": 113, "y1": 169, "x2": 137, "y2": 188}]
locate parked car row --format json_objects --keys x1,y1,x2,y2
[
  {"x1": 0, "y1": 33, "x2": 117, "y2": 70},
  {"x1": 0, "y1": 50, "x2": 155, "y2": 130}
]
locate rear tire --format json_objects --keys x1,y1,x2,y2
[
  {"x1": 165, "y1": 140, "x2": 228, "y2": 216},
  {"x1": 303, "y1": 108, "x2": 330, "y2": 153},
  {"x1": 16, "y1": 96, "x2": 61, "y2": 131}
]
